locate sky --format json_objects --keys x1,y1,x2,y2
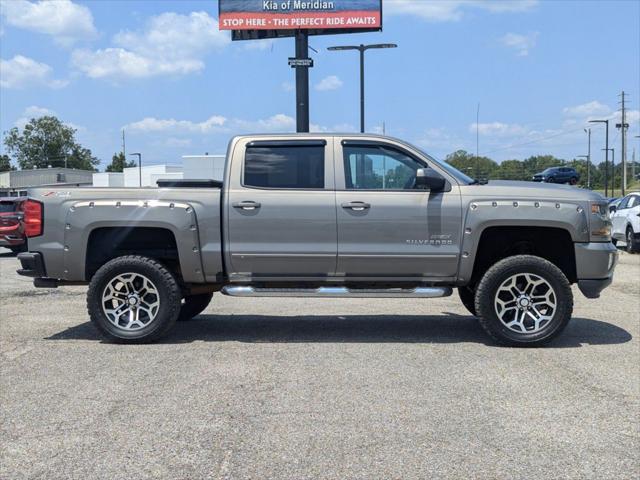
[{"x1": 1, "y1": 0, "x2": 639, "y2": 170}]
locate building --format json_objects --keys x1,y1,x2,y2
[
  {"x1": 0, "y1": 168, "x2": 94, "y2": 197},
  {"x1": 92, "y1": 172, "x2": 125, "y2": 187},
  {"x1": 183, "y1": 155, "x2": 226, "y2": 181},
  {"x1": 122, "y1": 165, "x2": 183, "y2": 187}
]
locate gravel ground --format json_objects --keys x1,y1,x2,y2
[{"x1": 1, "y1": 248, "x2": 638, "y2": 479}]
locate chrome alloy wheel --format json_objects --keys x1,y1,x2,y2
[
  {"x1": 101, "y1": 273, "x2": 160, "y2": 331},
  {"x1": 494, "y1": 273, "x2": 557, "y2": 334}
]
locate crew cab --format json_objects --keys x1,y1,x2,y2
[{"x1": 17, "y1": 134, "x2": 617, "y2": 346}]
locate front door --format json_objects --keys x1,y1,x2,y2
[
  {"x1": 226, "y1": 138, "x2": 337, "y2": 279},
  {"x1": 335, "y1": 141, "x2": 462, "y2": 279}
]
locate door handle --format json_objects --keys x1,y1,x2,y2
[
  {"x1": 341, "y1": 201, "x2": 370, "y2": 211},
  {"x1": 233, "y1": 201, "x2": 261, "y2": 211}
]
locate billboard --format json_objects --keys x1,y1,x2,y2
[{"x1": 219, "y1": 0, "x2": 382, "y2": 40}]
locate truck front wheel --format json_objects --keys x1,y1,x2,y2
[
  {"x1": 178, "y1": 293, "x2": 213, "y2": 321},
  {"x1": 474, "y1": 255, "x2": 573, "y2": 347},
  {"x1": 87, "y1": 255, "x2": 181, "y2": 343}
]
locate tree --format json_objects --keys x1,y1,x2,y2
[
  {"x1": 0, "y1": 154, "x2": 15, "y2": 172},
  {"x1": 105, "y1": 152, "x2": 136, "y2": 172},
  {"x1": 445, "y1": 150, "x2": 498, "y2": 179},
  {"x1": 3, "y1": 116, "x2": 99, "y2": 171}
]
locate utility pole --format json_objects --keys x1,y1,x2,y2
[
  {"x1": 122, "y1": 130, "x2": 126, "y2": 157},
  {"x1": 476, "y1": 102, "x2": 480, "y2": 179},
  {"x1": 584, "y1": 128, "x2": 591, "y2": 188},
  {"x1": 616, "y1": 91, "x2": 629, "y2": 195}
]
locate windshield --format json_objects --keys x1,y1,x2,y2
[{"x1": 415, "y1": 148, "x2": 475, "y2": 184}]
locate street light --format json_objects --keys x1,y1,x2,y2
[
  {"x1": 327, "y1": 43, "x2": 397, "y2": 133},
  {"x1": 589, "y1": 119, "x2": 609, "y2": 196},
  {"x1": 129, "y1": 153, "x2": 142, "y2": 187}
]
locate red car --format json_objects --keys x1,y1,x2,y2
[{"x1": 0, "y1": 197, "x2": 28, "y2": 253}]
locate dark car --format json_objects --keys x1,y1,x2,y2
[
  {"x1": 0, "y1": 197, "x2": 27, "y2": 253},
  {"x1": 532, "y1": 167, "x2": 580, "y2": 185}
]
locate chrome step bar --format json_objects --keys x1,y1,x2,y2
[{"x1": 221, "y1": 286, "x2": 452, "y2": 298}]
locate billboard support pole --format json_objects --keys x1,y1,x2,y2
[{"x1": 295, "y1": 30, "x2": 310, "y2": 133}]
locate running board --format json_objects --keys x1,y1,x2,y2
[{"x1": 221, "y1": 286, "x2": 452, "y2": 298}]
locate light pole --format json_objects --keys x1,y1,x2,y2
[
  {"x1": 590, "y1": 119, "x2": 609, "y2": 196},
  {"x1": 327, "y1": 43, "x2": 397, "y2": 133},
  {"x1": 129, "y1": 153, "x2": 142, "y2": 187}
]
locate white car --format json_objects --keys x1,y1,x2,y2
[{"x1": 610, "y1": 191, "x2": 640, "y2": 253}]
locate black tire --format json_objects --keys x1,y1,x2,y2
[
  {"x1": 457, "y1": 286, "x2": 477, "y2": 316},
  {"x1": 178, "y1": 293, "x2": 213, "y2": 321},
  {"x1": 546, "y1": 177, "x2": 555, "y2": 183},
  {"x1": 87, "y1": 255, "x2": 181, "y2": 343},
  {"x1": 569, "y1": 177, "x2": 578, "y2": 185},
  {"x1": 611, "y1": 238, "x2": 618, "y2": 247},
  {"x1": 474, "y1": 255, "x2": 573, "y2": 347},
  {"x1": 626, "y1": 227, "x2": 639, "y2": 253}
]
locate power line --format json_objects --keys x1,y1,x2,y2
[{"x1": 482, "y1": 126, "x2": 587, "y2": 155}]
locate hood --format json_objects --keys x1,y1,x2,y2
[{"x1": 462, "y1": 180, "x2": 605, "y2": 202}]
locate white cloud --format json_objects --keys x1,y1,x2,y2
[
  {"x1": 385, "y1": 0, "x2": 538, "y2": 22},
  {"x1": 127, "y1": 115, "x2": 228, "y2": 134},
  {"x1": 500, "y1": 32, "x2": 539, "y2": 56},
  {"x1": 470, "y1": 122, "x2": 530, "y2": 136},
  {"x1": 315, "y1": 75, "x2": 343, "y2": 91},
  {"x1": 563, "y1": 101, "x2": 611, "y2": 118},
  {"x1": 281, "y1": 81, "x2": 295, "y2": 92},
  {"x1": 0, "y1": 0, "x2": 97, "y2": 46},
  {"x1": 0, "y1": 55, "x2": 68, "y2": 89},
  {"x1": 71, "y1": 11, "x2": 229, "y2": 80},
  {"x1": 13, "y1": 105, "x2": 83, "y2": 131},
  {"x1": 126, "y1": 113, "x2": 295, "y2": 134}
]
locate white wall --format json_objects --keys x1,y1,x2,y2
[
  {"x1": 123, "y1": 165, "x2": 183, "y2": 187},
  {"x1": 93, "y1": 172, "x2": 124, "y2": 187},
  {"x1": 182, "y1": 155, "x2": 225, "y2": 181}
]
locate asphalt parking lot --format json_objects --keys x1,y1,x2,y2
[{"x1": 1, "y1": 248, "x2": 638, "y2": 479}]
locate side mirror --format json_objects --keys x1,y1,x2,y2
[
  {"x1": 609, "y1": 205, "x2": 617, "y2": 213},
  {"x1": 415, "y1": 168, "x2": 445, "y2": 191}
]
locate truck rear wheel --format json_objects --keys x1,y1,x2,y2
[
  {"x1": 87, "y1": 255, "x2": 181, "y2": 343},
  {"x1": 474, "y1": 255, "x2": 573, "y2": 347},
  {"x1": 457, "y1": 286, "x2": 477, "y2": 316},
  {"x1": 178, "y1": 293, "x2": 213, "y2": 321}
]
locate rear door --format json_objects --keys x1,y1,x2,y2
[
  {"x1": 225, "y1": 138, "x2": 337, "y2": 279},
  {"x1": 334, "y1": 139, "x2": 462, "y2": 279}
]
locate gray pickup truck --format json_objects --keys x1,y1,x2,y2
[{"x1": 17, "y1": 134, "x2": 617, "y2": 346}]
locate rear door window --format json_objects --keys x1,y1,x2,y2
[{"x1": 244, "y1": 145, "x2": 325, "y2": 189}]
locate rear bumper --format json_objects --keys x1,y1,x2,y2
[
  {"x1": 0, "y1": 234, "x2": 25, "y2": 247},
  {"x1": 16, "y1": 252, "x2": 46, "y2": 277},
  {"x1": 574, "y1": 242, "x2": 618, "y2": 298}
]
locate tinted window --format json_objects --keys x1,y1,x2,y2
[
  {"x1": 343, "y1": 145, "x2": 424, "y2": 190},
  {"x1": 244, "y1": 145, "x2": 325, "y2": 189},
  {"x1": 626, "y1": 196, "x2": 638, "y2": 208}
]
